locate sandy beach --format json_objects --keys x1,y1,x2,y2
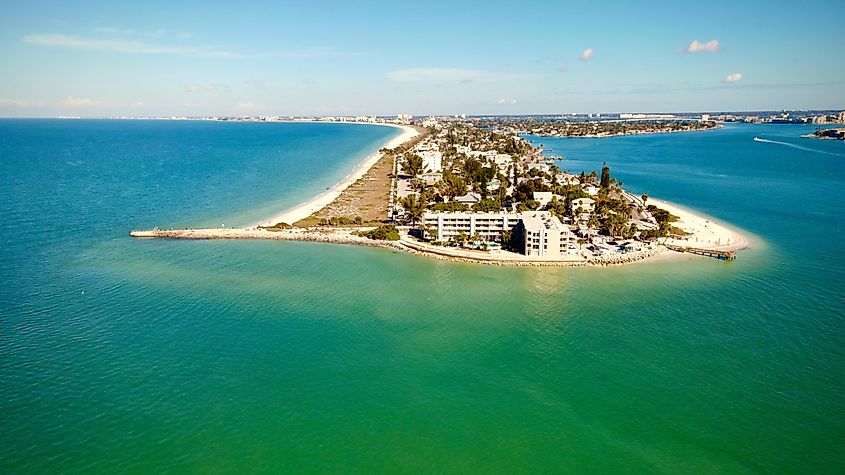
[
  {"x1": 258, "y1": 123, "x2": 419, "y2": 226},
  {"x1": 649, "y1": 198, "x2": 749, "y2": 251}
]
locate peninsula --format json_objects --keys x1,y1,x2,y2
[
  {"x1": 802, "y1": 128, "x2": 845, "y2": 141},
  {"x1": 131, "y1": 116, "x2": 748, "y2": 266}
]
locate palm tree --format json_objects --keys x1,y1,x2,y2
[
  {"x1": 404, "y1": 153, "x2": 424, "y2": 178},
  {"x1": 455, "y1": 230, "x2": 468, "y2": 248},
  {"x1": 401, "y1": 194, "x2": 424, "y2": 227},
  {"x1": 471, "y1": 231, "x2": 482, "y2": 248}
]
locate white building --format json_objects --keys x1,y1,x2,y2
[
  {"x1": 571, "y1": 197, "x2": 595, "y2": 214},
  {"x1": 452, "y1": 192, "x2": 481, "y2": 205},
  {"x1": 422, "y1": 210, "x2": 577, "y2": 257},
  {"x1": 532, "y1": 192, "x2": 554, "y2": 208},
  {"x1": 423, "y1": 211, "x2": 520, "y2": 243},
  {"x1": 493, "y1": 153, "x2": 513, "y2": 169},
  {"x1": 421, "y1": 116, "x2": 438, "y2": 128},
  {"x1": 419, "y1": 150, "x2": 443, "y2": 173},
  {"x1": 584, "y1": 185, "x2": 599, "y2": 196},
  {"x1": 521, "y1": 212, "x2": 577, "y2": 257},
  {"x1": 421, "y1": 172, "x2": 443, "y2": 186}
]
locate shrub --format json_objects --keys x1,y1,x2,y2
[{"x1": 356, "y1": 225, "x2": 400, "y2": 241}]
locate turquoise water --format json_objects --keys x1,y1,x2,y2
[{"x1": 1, "y1": 121, "x2": 843, "y2": 473}]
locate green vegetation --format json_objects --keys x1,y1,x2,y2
[
  {"x1": 404, "y1": 153, "x2": 424, "y2": 178},
  {"x1": 318, "y1": 216, "x2": 364, "y2": 226},
  {"x1": 401, "y1": 194, "x2": 424, "y2": 225},
  {"x1": 356, "y1": 224, "x2": 400, "y2": 241},
  {"x1": 488, "y1": 118, "x2": 718, "y2": 137},
  {"x1": 430, "y1": 202, "x2": 468, "y2": 212},
  {"x1": 600, "y1": 163, "x2": 611, "y2": 189},
  {"x1": 472, "y1": 197, "x2": 503, "y2": 212},
  {"x1": 261, "y1": 222, "x2": 292, "y2": 231},
  {"x1": 639, "y1": 205, "x2": 689, "y2": 238},
  {"x1": 441, "y1": 171, "x2": 466, "y2": 199}
]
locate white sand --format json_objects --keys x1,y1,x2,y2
[
  {"x1": 649, "y1": 198, "x2": 749, "y2": 251},
  {"x1": 257, "y1": 124, "x2": 419, "y2": 227}
]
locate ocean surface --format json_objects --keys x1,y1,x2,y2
[{"x1": 1, "y1": 120, "x2": 843, "y2": 473}]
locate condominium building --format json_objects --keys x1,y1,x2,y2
[
  {"x1": 422, "y1": 211, "x2": 520, "y2": 243},
  {"x1": 521, "y1": 212, "x2": 577, "y2": 257},
  {"x1": 422, "y1": 210, "x2": 577, "y2": 257}
]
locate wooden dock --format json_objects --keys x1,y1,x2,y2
[{"x1": 665, "y1": 244, "x2": 736, "y2": 260}]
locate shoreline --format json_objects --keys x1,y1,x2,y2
[
  {"x1": 128, "y1": 227, "x2": 666, "y2": 267},
  {"x1": 524, "y1": 124, "x2": 723, "y2": 139},
  {"x1": 256, "y1": 123, "x2": 419, "y2": 227},
  {"x1": 131, "y1": 194, "x2": 751, "y2": 267},
  {"x1": 648, "y1": 198, "x2": 750, "y2": 252}
]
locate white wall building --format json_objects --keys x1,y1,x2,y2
[
  {"x1": 422, "y1": 210, "x2": 577, "y2": 257},
  {"x1": 423, "y1": 211, "x2": 520, "y2": 243},
  {"x1": 419, "y1": 150, "x2": 443, "y2": 173},
  {"x1": 533, "y1": 192, "x2": 554, "y2": 208},
  {"x1": 571, "y1": 197, "x2": 595, "y2": 214},
  {"x1": 521, "y1": 212, "x2": 577, "y2": 257}
]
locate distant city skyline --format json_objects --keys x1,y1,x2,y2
[{"x1": 1, "y1": 0, "x2": 844, "y2": 117}]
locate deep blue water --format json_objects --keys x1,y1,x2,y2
[{"x1": 1, "y1": 120, "x2": 844, "y2": 473}]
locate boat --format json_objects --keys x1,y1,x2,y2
[{"x1": 753, "y1": 137, "x2": 764, "y2": 142}]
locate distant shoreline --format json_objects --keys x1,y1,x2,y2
[{"x1": 525, "y1": 124, "x2": 723, "y2": 139}]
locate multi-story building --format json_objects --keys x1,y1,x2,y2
[
  {"x1": 422, "y1": 211, "x2": 577, "y2": 257},
  {"x1": 422, "y1": 211, "x2": 520, "y2": 243},
  {"x1": 521, "y1": 212, "x2": 577, "y2": 257},
  {"x1": 420, "y1": 150, "x2": 443, "y2": 173}
]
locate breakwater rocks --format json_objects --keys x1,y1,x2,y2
[
  {"x1": 130, "y1": 227, "x2": 406, "y2": 251},
  {"x1": 131, "y1": 227, "x2": 668, "y2": 267}
]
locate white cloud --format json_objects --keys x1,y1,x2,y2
[
  {"x1": 23, "y1": 33, "x2": 196, "y2": 54},
  {"x1": 183, "y1": 83, "x2": 229, "y2": 93},
  {"x1": 496, "y1": 98, "x2": 518, "y2": 105},
  {"x1": 62, "y1": 97, "x2": 97, "y2": 107},
  {"x1": 23, "y1": 32, "x2": 355, "y2": 61},
  {"x1": 580, "y1": 48, "x2": 594, "y2": 61},
  {"x1": 94, "y1": 27, "x2": 167, "y2": 37},
  {"x1": 722, "y1": 72, "x2": 743, "y2": 83},
  {"x1": 0, "y1": 97, "x2": 32, "y2": 108},
  {"x1": 687, "y1": 39, "x2": 720, "y2": 53},
  {"x1": 387, "y1": 68, "x2": 534, "y2": 84}
]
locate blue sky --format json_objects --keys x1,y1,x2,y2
[{"x1": 1, "y1": 0, "x2": 843, "y2": 117}]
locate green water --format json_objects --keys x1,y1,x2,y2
[{"x1": 1, "y1": 121, "x2": 843, "y2": 473}]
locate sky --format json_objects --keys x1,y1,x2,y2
[{"x1": 1, "y1": 0, "x2": 844, "y2": 117}]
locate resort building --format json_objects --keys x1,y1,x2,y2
[
  {"x1": 422, "y1": 211, "x2": 521, "y2": 243},
  {"x1": 422, "y1": 210, "x2": 577, "y2": 257},
  {"x1": 521, "y1": 212, "x2": 577, "y2": 257}
]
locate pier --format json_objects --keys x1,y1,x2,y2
[{"x1": 665, "y1": 244, "x2": 736, "y2": 260}]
